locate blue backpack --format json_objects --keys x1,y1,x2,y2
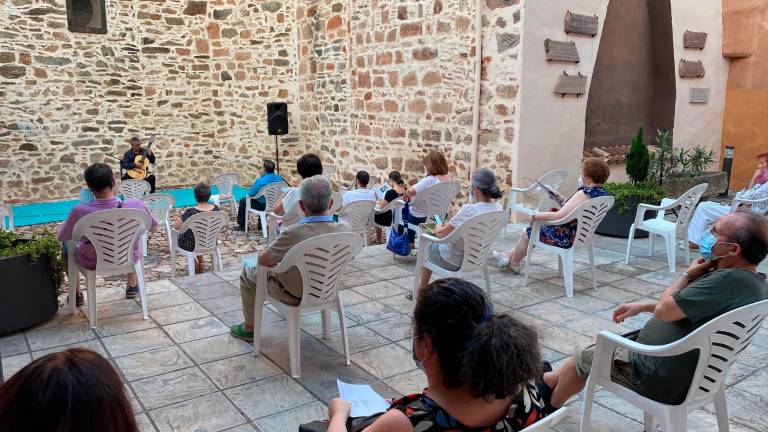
[{"x1": 386, "y1": 202, "x2": 411, "y2": 256}]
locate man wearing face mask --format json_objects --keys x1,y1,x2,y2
[{"x1": 538, "y1": 210, "x2": 768, "y2": 413}]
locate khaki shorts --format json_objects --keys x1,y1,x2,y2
[{"x1": 574, "y1": 331, "x2": 640, "y2": 391}]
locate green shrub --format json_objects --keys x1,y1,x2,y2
[
  {"x1": 0, "y1": 229, "x2": 64, "y2": 294},
  {"x1": 604, "y1": 182, "x2": 665, "y2": 214},
  {"x1": 625, "y1": 124, "x2": 650, "y2": 184}
]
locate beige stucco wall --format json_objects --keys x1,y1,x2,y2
[
  {"x1": 670, "y1": 0, "x2": 728, "y2": 164},
  {"x1": 516, "y1": 0, "x2": 610, "y2": 191}
]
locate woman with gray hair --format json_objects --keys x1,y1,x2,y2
[{"x1": 411, "y1": 168, "x2": 503, "y2": 297}]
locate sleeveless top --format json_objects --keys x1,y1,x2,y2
[{"x1": 390, "y1": 381, "x2": 546, "y2": 431}]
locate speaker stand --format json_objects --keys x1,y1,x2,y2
[{"x1": 273, "y1": 135, "x2": 280, "y2": 174}]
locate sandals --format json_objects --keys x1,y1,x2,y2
[{"x1": 230, "y1": 323, "x2": 254, "y2": 342}]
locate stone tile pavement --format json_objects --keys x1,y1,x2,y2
[{"x1": 2, "y1": 226, "x2": 768, "y2": 431}]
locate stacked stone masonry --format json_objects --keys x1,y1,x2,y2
[{"x1": 0, "y1": 0, "x2": 522, "y2": 202}]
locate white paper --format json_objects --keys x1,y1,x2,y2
[{"x1": 337, "y1": 379, "x2": 390, "y2": 417}]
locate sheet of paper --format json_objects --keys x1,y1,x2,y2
[{"x1": 337, "y1": 379, "x2": 390, "y2": 417}]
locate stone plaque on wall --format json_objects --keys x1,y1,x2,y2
[
  {"x1": 683, "y1": 31, "x2": 708, "y2": 49},
  {"x1": 679, "y1": 59, "x2": 705, "y2": 78},
  {"x1": 564, "y1": 11, "x2": 599, "y2": 36},
  {"x1": 554, "y1": 72, "x2": 587, "y2": 96},
  {"x1": 689, "y1": 87, "x2": 710, "y2": 103},
  {"x1": 545, "y1": 39, "x2": 580, "y2": 63}
]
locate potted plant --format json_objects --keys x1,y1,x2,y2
[
  {"x1": 596, "y1": 125, "x2": 665, "y2": 238},
  {"x1": 0, "y1": 229, "x2": 64, "y2": 335},
  {"x1": 648, "y1": 136, "x2": 725, "y2": 197}
]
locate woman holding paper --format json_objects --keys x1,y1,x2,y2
[
  {"x1": 492, "y1": 157, "x2": 610, "y2": 274},
  {"x1": 323, "y1": 278, "x2": 547, "y2": 431}
]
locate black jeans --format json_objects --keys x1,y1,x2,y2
[
  {"x1": 121, "y1": 173, "x2": 156, "y2": 193},
  {"x1": 237, "y1": 197, "x2": 266, "y2": 227},
  {"x1": 406, "y1": 214, "x2": 427, "y2": 243}
]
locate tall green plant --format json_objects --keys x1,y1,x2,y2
[
  {"x1": 648, "y1": 129, "x2": 672, "y2": 186},
  {"x1": 625, "y1": 125, "x2": 650, "y2": 185}
]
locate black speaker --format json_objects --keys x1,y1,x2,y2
[{"x1": 267, "y1": 102, "x2": 288, "y2": 136}]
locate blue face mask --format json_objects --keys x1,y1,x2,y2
[
  {"x1": 700, "y1": 229, "x2": 733, "y2": 261},
  {"x1": 79, "y1": 188, "x2": 94, "y2": 204}
]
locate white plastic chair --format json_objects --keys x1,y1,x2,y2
[
  {"x1": 245, "y1": 182, "x2": 286, "y2": 237},
  {"x1": 524, "y1": 196, "x2": 615, "y2": 297},
  {"x1": 506, "y1": 170, "x2": 567, "y2": 237},
  {"x1": 413, "y1": 211, "x2": 508, "y2": 299},
  {"x1": 521, "y1": 406, "x2": 567, "y2": 432},
  {"x1": 581, "y1": 299, "x2": 768, "y2": 432},
  {"x1": 373, "y1": 199, "x2": 402, "y2": 242},
  {"x1": 625, "y1": 183, "x2": 708, "y2": 273},
  {"x1": 211, "y1": 172, "x2": 240, "y2": 216},
  {"x1": 0, "y1": 204, "x2": 13, "y2": 232},
  {"x1": 394, "y1": 181, "x2": 460, "y2": 248},
  {"x1": 67, "y1": 209, "x2": 153, "y2": 329},
  {"x1": 329, "y1": 190, "x2": 344, "y2": 214},
  {"x1": 251, "y1": 233, "x2": 365, "y2": 378},
  {"x1": 338, "y1": 199, "x2": 376, "y2": 246},
  {"x1": 322, "y1": 164, "x2": 337, "y2": 181},
  {"x1": 140, "y1": 193, "x2": 175, "y2": 256},
  {"x1": 116, "y1": 179, "x2": 151, "y2": 200},
  {"x1": 730, "y1": 194, "x2": 768, "y2": 215},
  {"x1": 265, "y1": 199, "x2": 303, "y2": 243},
  {"x1": 170, "y1": 211, "x2": 229, "y2": 276}
]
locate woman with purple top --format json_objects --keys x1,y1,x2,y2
[{"x1": 58, "y1": 163, "x2": 158, "y2": 306}]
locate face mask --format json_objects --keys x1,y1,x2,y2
[
  {"x1": 468, "y1": 186, "x2": 477, "y2": 203},
  {"x1": 79, "y1": 188, "x2": 94, "y2": 204},
  {"x1": 699, "y1": 229, "x2": 734, "y2": 261},
  {"x1": 578, "y1": 176, "x2": 584, "y2": 188}
]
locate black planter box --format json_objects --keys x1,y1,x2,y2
[
  {"x1": 596, "y1": 198, "x2": 656, "y2": 239},
  {"x1": 0, "y1": 252, "x2": 59, "y2": 335}
]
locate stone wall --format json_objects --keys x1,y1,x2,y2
[
  {"x1": 1, "y1": 0, "x2": 524, "y2": 203},
  {"x1": 0, "y1": 0, "x2": 300, "y2": 203},
  {"x1": 295, "y1": 0, "x2": 522, "y2": 190}
]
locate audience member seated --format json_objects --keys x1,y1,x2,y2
[
  {"x1": 323, "y1": 278, "x2": 546, "y2": 431},
  {"x1": 493, "y1": 157, "x2": 610, "y2": 274},
  {"x1": 174, "y1": 182, "x2": 220, "y2": 274},
  {"x1": 539, "y1": 210, "x2": 768, "y2": 412},
  {"x1": 229, "y1": 175, "x2": 351, "y2": 341},
  {"x1": 58, "y1": 163, "x2": 158, "y2": 306},
  {"x1": 342, "y1": 170, "x2": 377, "y2": 206},
  {"x1": 403, "y1": 150, "x2": 454, "y2": 248},
  {"x1": 0, "y1": 348, "x2": 139, "y2": 432},
  {"x1": 272, "y1": 153, "x2": 324, "y2": 219},
  {"x1": 688, "y1": 151, "x2": 768, "y2": 249},
  {"x1": 374, "y1": 170, "x2": 407, "y2": 242},
  {"x1": 412, "y1": 169, "x2": 503, "y2": 299},
  {"x1": 235, "y1": 159, "x2": 285, "y2": 232}
]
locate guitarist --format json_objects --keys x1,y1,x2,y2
[{"x1": 120, "y1": 136, "x2": 157, "y2": 193}]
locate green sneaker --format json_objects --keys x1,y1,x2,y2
[{"x1": 230, "y1": 323, "x2": 254, "y2": 342}]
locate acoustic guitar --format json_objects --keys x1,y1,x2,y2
[{"x1": 126, "y1": 134, "x2": 156, "y2": 180}]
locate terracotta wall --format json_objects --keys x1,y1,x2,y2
[
  {"x1": 584, "y1": 0, "x2": 676, "y2": 150},
  {"x1": 721, "y1": 0, "x2": 768, "y2": 189}
]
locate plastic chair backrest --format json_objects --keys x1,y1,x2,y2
[
  {"x1": 571, "y1": 195, "x2": 615, "y2": 248},
  {"x1": 323, "y1": 164, "x2": 337, "y2": 180},
  {"x1": 538, "y1": 169, "x2": 567, "y2": 190},
  {"x1": 0, "y1": 204, "x2": 13, "y2": 232},
  {"x1": 116, "y1": 180, "x2": 151, "y2": 200},
  {"x1": 178, "y1": 211, "x2": 229, "y2": 253},
  {"x1": 338, "y1": 200, "x2": 376, "y2": 232},
  {"x1": 71, "y1": 209, "x2": 152, "y2": 273},
  {"x1": 454, "y1": 210, "x2": 508, "y2": 272},
  {"x1": 329, "y1": 190, "x2": 344, "y2": 214},
  {"x1": 141, "y1": 193, "x2": 175, "y2": 224},
  {"x1": 673, "y1": 183, "x2": 709, "y2": 236},
  {"x1": 212, "y1": 172, "x2": 239, "y2": 200},
  {"x1": 276, "y1": 233, "x2": 364, "y2": 308},
  {"x1": 519, "y1": 406, "x2": 568, "y2": 432},
  {"x1": 254, "y1": 182, "x2": 286, "y2": 212},
  {"x1": 412, "y1": 181, "x2": 460, "y2": 220},
  {"x1": 684, "y1": 299, "x2": 768, "y2": 406}
]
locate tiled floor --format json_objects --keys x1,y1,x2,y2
[{"x1": 2, "y1": 226, "x2": 768, "y2": 431}]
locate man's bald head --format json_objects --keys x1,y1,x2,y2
[{"x1": 719, "y1": 210, "x2": 768, "y2": 265}]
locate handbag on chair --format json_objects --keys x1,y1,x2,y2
[{"x1": 386, "y1": 202, "x2": 410, "y2": 256}]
